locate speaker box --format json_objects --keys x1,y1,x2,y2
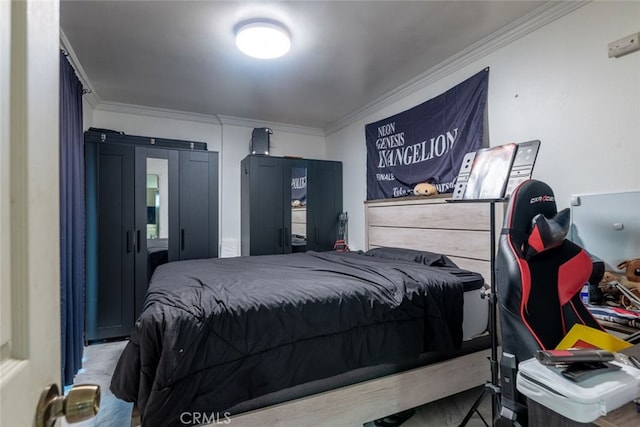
[{"x1": 251, "y1": 127, "x2": 272, "y2": 155}]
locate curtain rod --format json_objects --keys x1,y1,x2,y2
[{"x1": 60, "y1": 48, "x2": 91, "y2": 95}]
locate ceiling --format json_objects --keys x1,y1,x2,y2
[{"x1": 60, "y1": 1, "x2": 550, "y2": 131}]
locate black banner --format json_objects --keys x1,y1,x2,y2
[
  {"x1": 291, "y1": 167, "x2": 307, "y2": 205},
  {"x1": 366, "y1": 69, "x2": 488, "y2": 200}
]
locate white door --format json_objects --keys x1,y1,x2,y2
[{"x1": 0, "y1": 0, "x2": 64, "y2": 425}]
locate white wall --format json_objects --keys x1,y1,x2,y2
[
  {"x1": 91, "y1": 109, "x2": 223, "y2": 151},
  {"x1": 219, "y1": 122, "x2": 325, "y2": 257},
  {"x1": 327, "y1": 1, "x2": 640, "y2": 251},
  {"x1": 82, "y1": 97, "x2": 94, "y2": 129}
]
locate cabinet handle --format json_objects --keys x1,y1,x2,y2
[
  {"x1": 126, "y1": 231, "x2": 132, "y2": 253},
  {"x1": 136, "y1": 230, "x2": 141, "y2": 254},
  {"x1": 181, "y1": 229, "x2": 185, "y2": 251}
]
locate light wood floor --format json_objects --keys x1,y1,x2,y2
[{"x1": 67, "y1": 341, "x2": 493, "y2": 427}]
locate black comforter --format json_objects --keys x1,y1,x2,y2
[{"x1": 111, "y1": 250, "x2": 483, "y2": 426}]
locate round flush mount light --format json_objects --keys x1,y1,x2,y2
[{"x1": 235, "y1": 20, "x2": 291, "y2": 59}]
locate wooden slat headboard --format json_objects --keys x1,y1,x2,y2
[{"x1": 365, "y1": 195, "x2": 503, "y2": 283}]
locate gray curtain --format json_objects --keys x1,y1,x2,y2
[{"x1": 59, "y1": 51, "x2": 85, "y2": 386}]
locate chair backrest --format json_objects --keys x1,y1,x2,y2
[{"x1": 496, "y1": 180, "x2": 602, "y2": 363}]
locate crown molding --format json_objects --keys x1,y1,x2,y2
[
  {"x1": 95, "y1": 101, "x2": 224, "y2": 125},
  {"x1": 324, "y1": 1, "x2": 589, "y2": 136},
  {"x1": 217, "y1": 115, "x2": 325, "y2": 137},
  {"x1": 92, "y1": 103, "x2": 325, "y2": 136}
]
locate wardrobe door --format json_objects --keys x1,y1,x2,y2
[
  {"x1": 85, "y1": 142, "x2": 135, "y2": 341},
  {"x1": 177, "y1": 150, "x2": 219, "y2": 260},
  {"x1": 241, "y1": 155, "x2": 287, "y2": 255},
  {"x1": 134, "y1": 147, "x2": 179, "y2": 319},
  {"x1": 307, "y1": 160, "x2": 343, "y2": 252}
]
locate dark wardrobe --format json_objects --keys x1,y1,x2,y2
[
  {"x1": 241, "y1": 155, "x2": 342, "y2": 256},
  {"x1": 85, "y1": 130, "x2": 219, "y2": 342}
]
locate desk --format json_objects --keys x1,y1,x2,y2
[
  {"x1": 599, "y1": 320, "x2": 640, "y2": 339},
  {"x1": 594, "y1": 344, "x2": 640, "y2": 427}
]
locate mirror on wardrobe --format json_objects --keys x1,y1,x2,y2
[
  {"x1": 146, "y1": 158, "x2": 169, "y2": 240},
  {"x1": 291, "y1": 166, "x2": 307, "y2": 252},
  {"x1": 146, "y1": 174, "x2": 160, "y2": 239},
  {"x1": 146, "y1": 158, "x2": 170, "y2": 280}
]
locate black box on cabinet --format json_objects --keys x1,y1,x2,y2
[{"x1": 251, "y1": 127, "x2": 272, "y2": 155}]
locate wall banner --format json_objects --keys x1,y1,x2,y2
[
  {"x1": 291, "y1": 167, "x2": 307, "y2": 205},
  {"x1": 365, "y1": 68, "x2": 488, "y2": 200}
]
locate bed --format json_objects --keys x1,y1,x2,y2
[
  {"x1": 111, "y1": 195, "x2": 499, "y2": 426},
  {"x1": 147, "y1": 238, "x2": 169, "y2": 281}
]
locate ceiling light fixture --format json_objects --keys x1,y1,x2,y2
[{"x1": 235, "y1": 20, "x2": 291, "y2": 59}]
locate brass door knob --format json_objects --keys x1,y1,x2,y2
[{"x1": 36, "y1": 383, "x2": 100, "y2": 427}]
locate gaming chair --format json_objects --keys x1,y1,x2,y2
[{"x1": 495, "y1": 180, "x2": 604, "y2": 425}]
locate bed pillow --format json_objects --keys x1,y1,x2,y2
[
  {"x1": 524, "y1": 208, "x2": 570, "y2": 259},
  {"x1": 364, "y1": 247, "x2": 458, "y2": 268}
]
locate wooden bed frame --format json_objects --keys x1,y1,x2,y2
[
  {"x1": 226, "y1": 196, "x2": 503, "y2": 426},
  {"x1": 130, "y1": 195, "x2": 501, "y2": 426},
  {"x1": 230, "y1": 347, "x2": 491, "y2": 426}
]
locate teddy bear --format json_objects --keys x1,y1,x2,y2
[{"x1": 413, "y1": 182, "x2": 438, "y2": 196}]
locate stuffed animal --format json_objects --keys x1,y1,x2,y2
[
  {"x1": 617, "y1": 259, "x2": 640, "y2": 283},
  {"x1": 413, "y1": 182, "x2": 438, "y2": 196},
  {"x1": 598, "y1": 270, "x2": 638, "y2": 291},
  {"x1": 598, "y1": 265, "x2": 640, "y2": 310},
  {"x1": 598, "y1": 271, "x2": 624, "y2": 296},
  {"x1": 599, "y1": 271, "x2": 622, "y2": 288}
]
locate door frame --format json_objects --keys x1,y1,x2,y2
[{"x1": 0, "y1": 0, "x2": 62, "y2": 425}]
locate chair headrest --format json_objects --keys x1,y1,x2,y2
[
  {"x1": 524, "y1": 208, "x2": 570, "y2": 259},
  {"x1": 503, "y1": 180, "x2": 560, "y2": 248}
]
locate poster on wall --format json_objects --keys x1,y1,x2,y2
[{"x1": 365, "y1": 68, "x2": 489, "y2": 200}]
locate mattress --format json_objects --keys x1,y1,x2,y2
[
  {"x1": 147, "y1": 238, "x2": 168, "y2": 281},
  {"x1": 111, "y1": 248, "x2": 485, "y2": 426},
  {"x1": 463, "y1": 286, "x2": 488, "y2": 339}
]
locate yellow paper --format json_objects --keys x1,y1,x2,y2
[{"x1": 556, "y1": 324, "x2": 632, "y2": 352}]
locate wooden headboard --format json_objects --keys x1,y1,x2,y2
[{"x1": 365, "y1": 195, "x2": 503, "y2": 284}]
